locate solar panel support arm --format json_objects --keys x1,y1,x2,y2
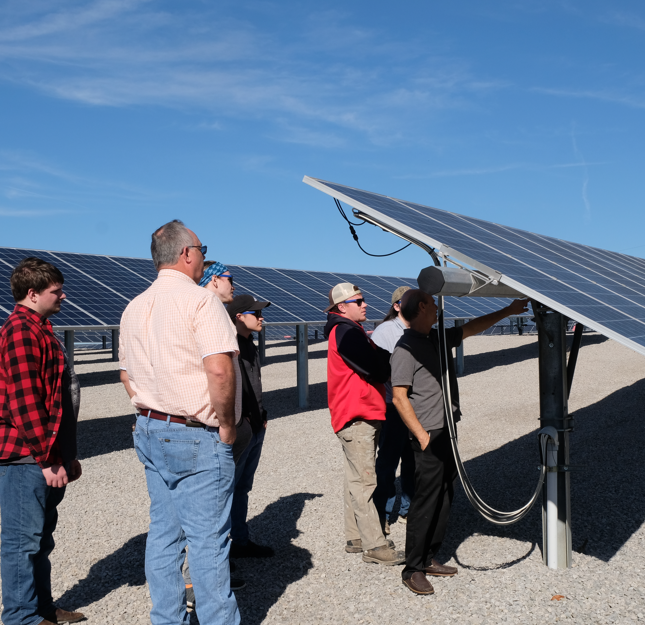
[
  {"x1": 64, "y1": 330, "x2": 75, "y2": 368},
  {"x1": 296, "y1": 324, "x2": 309, "y2": 409},
  {"x1": 566, "y1": 323, "x2": 584, "y2": 399},
  {"x1": 533, "y1": 301, "x2": 572, "y2": 569}
]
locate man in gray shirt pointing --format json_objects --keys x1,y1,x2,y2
[{"x1": 392, "y1": 289, "x2": 528, "y2": 596}]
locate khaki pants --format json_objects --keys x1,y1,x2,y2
[{"x1": 336, "y1": 419, "x2": 387, "y2": 551}]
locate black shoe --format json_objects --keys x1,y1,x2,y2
[
  {"x1": 231, "y1": 576, "x2": 246, "y2": 591},
  {"x1": 230, "y1": 559, "x2": 236, "y2": 572},
  {"x1": 230, "y1": 539, "x2": 275, "y2": 558}
]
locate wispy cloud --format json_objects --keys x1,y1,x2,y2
[
  {"x1": 571, "y1": 123, "x2": 591, "y2": 220},
  {"x1": 0, "y1": 206, "x2": 76, "y2": 217},
  {"x1": 0, "y1": 2, "x2": 504, "y2": 147},
  {"x1": 396, "y1": 161, "x2": 599, "y2": 179},
  {"x1": 0, "y1": 149, "x2": 173, "y2": 217},
  {"x1": 532, "y1": 87, "x2": 645, "y2": 110}
]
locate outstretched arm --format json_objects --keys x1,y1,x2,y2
[{"x1": 461, "y1": 299, "x2": 529, "y2": 340}]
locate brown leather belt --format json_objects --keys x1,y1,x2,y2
[{"x1": 139, "y1": 408, "x2": 206, "y2": 428}]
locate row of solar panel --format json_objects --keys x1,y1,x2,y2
[
  {"x1": 308, "y1": 178, "x2": 645, "y2": 352},
  {"x1": 0, "y1": 248, "x2": 519, "y2": 331}
]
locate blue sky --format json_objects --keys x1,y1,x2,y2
[{"x1": 1, "y1": 0, "x2": 645, "y2": 277}]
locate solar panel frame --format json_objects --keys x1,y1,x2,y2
[{"x1": 304, "y1": 176, "x2": 645, "y2": 355}]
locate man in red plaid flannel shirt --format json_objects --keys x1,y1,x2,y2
[{"x1": 0, "y1": 257, "x2": 84, "y2": 625}]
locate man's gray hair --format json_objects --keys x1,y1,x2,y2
[{"x1": 151, "y1": 219, "x2": 194, "y2": 270}]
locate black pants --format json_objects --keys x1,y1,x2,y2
[{"x1": 402, "y1": 427, "x2": 457, "y2": 580}]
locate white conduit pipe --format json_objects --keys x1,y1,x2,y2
[{"x1": 437, "y1": 295, "x2": 558, "y2": 526}]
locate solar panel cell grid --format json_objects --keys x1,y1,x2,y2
[{"x1": 306, "y1": 177, "x2": 645, "y2": 354}]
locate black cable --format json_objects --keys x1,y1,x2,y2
[{"x1": 334, "y1": 198, "x2": 413, "y2": 258}]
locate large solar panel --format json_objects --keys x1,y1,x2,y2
[
  {"x1": 304, "y1": 176, "x2": 645, "y2": 354},
  {"x1": 0, "y1": 247, "x2": 523, "y2": 341}
]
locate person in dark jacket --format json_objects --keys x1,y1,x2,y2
[
  {"x1": 226, "y1": 294, "x2": 275, "y2": 559},
  {"x1": 323, "y1": 282, "x2": 405, "y2": 566}
]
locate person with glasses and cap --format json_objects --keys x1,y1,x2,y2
[
  {"x1": 323, "y1": 283, "x2": 405, "y2": 566},
  {"x1": 371, "y1": 286, "x2": 415, "y2": 534},
  {"x1": 225, "y1": 294, "x2": 275, "y2": 559}
]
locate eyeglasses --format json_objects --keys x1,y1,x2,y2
[
  {"x1": 344, "y1": 298, "x2": 366, "y2": 306},
  {"x1": 241, "y1": 310, "x2": 262, "y2": 318},
  {"x1": 187, "y1": 245, "x2": 208, "y2": 257},
  {"x1": 219, "y1": 274, "x2": 234, "y2": 286}
]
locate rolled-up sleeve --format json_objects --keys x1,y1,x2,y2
[{"x1": 391, "y1": 345, "x2": 415, "y2": 388}]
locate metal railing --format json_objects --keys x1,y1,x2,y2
[{"x1": 55, "y1": 316, "x2": 535, "y2": 409}]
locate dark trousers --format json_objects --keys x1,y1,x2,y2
[
  {"x1": 402, "y1": 427, "x2": 457, "y2": 580},
  {"x1": 374, "y1": 403, "x2": 415, "y2": 519}
]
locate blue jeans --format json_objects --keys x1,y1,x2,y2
[
  {"x1": 374, "y1": 403, "x2": 416, "y2": 520},
  {"x1": 0, "y1": 463, "x2": 66, "y2": 625},
  {"x1": 230, "y1": 427, "x2": 266, "y2": 545},
  {"x1": 133, "y1": 415, "x2": 240, "y2": 625}
]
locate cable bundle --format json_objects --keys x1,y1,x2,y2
[{"x1": 436, "y1": 295, "x2": 554, "y2": 525}]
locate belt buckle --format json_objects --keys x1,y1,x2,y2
[{"x1": 185, "y1": 419, "x2": 202, "y2": 429}]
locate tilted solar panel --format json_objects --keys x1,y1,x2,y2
[{"x1": 304, "y1": 176, "x2": 645, "y2": 354}]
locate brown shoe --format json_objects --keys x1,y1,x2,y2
[
  {"x1": 42, "y1": 607, "x2": 86, "y2": 623},
  {"x1": 38, "y1": 621, "x2": 56, "y2": 625},
  {"x1": 403, "y1": 571, "x2": 435, "y2": 595},
  {"x1": 362, "y1": 544, "x2": 405, "y2": 565},
  {"x1": 345, "y1": 538, "x2": 394, "y2": 553},
  {"x1": 424, "y1": 559, "x2": 458, "y2": 577}
]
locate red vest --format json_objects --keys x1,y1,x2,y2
[{"x1": 327, "y1": 324, "x2": 386, "y2": 433}]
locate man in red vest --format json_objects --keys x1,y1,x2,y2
[{"x1": 323, "y1": 282, "x2": 404, "y2": 566}]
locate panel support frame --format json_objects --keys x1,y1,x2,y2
[
  {"x1": 534, "y1": 302, "x2": 572, "y2": 569},
  {"x1": 64, "y1": 330, "x2": 75, "y2": 368},
  {"x1": 296, "y1": 324, "x2": 309, "y2": 408}
]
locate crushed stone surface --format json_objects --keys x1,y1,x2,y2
[{"x1": 1, "y1": 333, "x2": 644, "y2": 624}]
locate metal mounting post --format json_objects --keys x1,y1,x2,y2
[
  {"x1": 258, "y1": 326, "x2": 266, "y2": 366},
  {"x1": 64, "y1": 330, "x2": 75, "y2": 368},
  {"x1": 111, "y1": 329, "x2": 119, "y2": 363},
  {"x1": 454, "y1": 319, "x2": 465, "y2": 375},
  {"x1": 296, "y1": 324, "x2": 309, "y2": 408},
  {"x1": 534, "y1": 303, "x2": 572, "y2": 569}
]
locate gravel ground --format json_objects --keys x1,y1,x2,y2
[{"x1": 2, "y1": 333, "x2": 644, "y2": 624}]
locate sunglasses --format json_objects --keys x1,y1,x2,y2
[
  {"x1": 187, "y1": 245, "x2": 208, "y2": 257},
  {"x1": 241, "y1": 310, "x2": 262, "y2": 318},
  {"x1": 344, "y1": 298, "x2": 366, "y2": 306},
  {"x1": 219, "y1": 274, "x2": 234, "y2": 286}
]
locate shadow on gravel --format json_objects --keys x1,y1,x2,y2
[
  {"x1": 235, "y1": 492, "x2": 322, "y2": 625},
  {"x1": 460, "y1": 333, "x2": 607, "y2": 378},
  {"x1": 56, "y1": 533, "x2": 146, "y2": 609},
  {"x1": 76, "y1": 369, "x2": 121, "y2": 388},
  {"x1": 263, "y1": 381, "x2": 328, "y2": 419},
  {"x1": 439, "y1": 376, "x2": 645, "y2": 567},
  {"x1": 77, "y1": 413, "x2": 135, "y2": 459},
  {"x1": 264, "y1": 347, "x2": 327, "y2": 366}
]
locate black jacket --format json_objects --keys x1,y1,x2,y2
[
  {"x1": 323, "y1": 313, "x2": 391, "y2": 384},
  {"x1": 237, "y1": 333, "x2": 266, "y2": 434}
]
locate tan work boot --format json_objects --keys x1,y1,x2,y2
[
  {"x1": 362, "y1": 544, "x2": 405, "y2": 565},
  {"x1": 345, "y1": 538, "x2": 395, "y2": 553}
]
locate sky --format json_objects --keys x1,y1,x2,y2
[{"x1": 1, "y1": 0, "x2": 645, "y2": 277}]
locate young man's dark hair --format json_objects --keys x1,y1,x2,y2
[
  {"x1": 400, "y1": 289, "x2": 430, "y2": 323},
  {"x1": 10, "y1": 257, "x2": 64, "y2": 302}
]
